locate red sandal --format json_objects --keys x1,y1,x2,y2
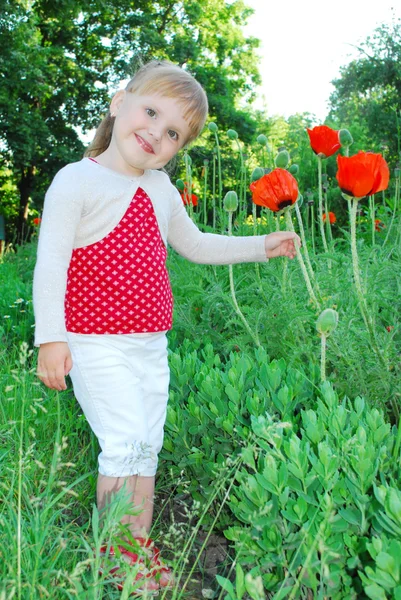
[{"x1": 98, "y1": 537, "x2": 173, "y2": 596}]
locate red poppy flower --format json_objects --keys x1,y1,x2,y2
[
  {"x1": 386, "y1": 326, "x2": 394, "y2": 332},
  {"x1": 375, "y1": 219, "x2": 385, "y2": 232},
  {"x1": 322, "y1": 212, "x2": 336, "y2": 224},
  {"x1": 307, "y1": 125, "x2": 341, "y2": 159},
  {"x1": 33, "y1": 217, "x2": 42, "y2": 226},
  {"x1": 336, "y1": 152, "x2": 389, "y2": 198},
  {"x1": 250, "y1": 168, "x2": 298, "y2": 212},
  {"x1": 180, "y1": 184, "x2": 198, "y2": 206}
]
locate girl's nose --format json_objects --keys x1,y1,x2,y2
[{"x1": 148, "y1": 125, "x2": 161, "y2": 141}]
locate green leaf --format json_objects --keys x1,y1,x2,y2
[
  {"x1": 225, "y1": 382, "x2": 240, "y2": 404},
  {"x1": 216, "y1": 575, "x2": 235, "y2": 598},
  {"x1": 236, "y1": 563, "x2": 246, "y2": 599},
  {"x1": 364, "y1": 583, "x2": 387, "y2": 600}
]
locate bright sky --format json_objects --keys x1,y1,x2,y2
[{"x1": 244, "y1": 0, "x2": 400, "y2": 121}]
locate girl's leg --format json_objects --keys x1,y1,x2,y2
[{"x1": 97, "y1": 473, "x2": 155, "y2": 536}]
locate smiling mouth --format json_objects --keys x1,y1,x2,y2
[{"x1": 135, "y1": 134, "x2": 155, "y2": 154}]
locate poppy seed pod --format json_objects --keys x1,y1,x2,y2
[
  {"x1": 275, "y1": 150, "x2": 290, "y2": 169},
  {"x1": 289, "y1": 164, "x2": 299, "y2": 175},
  {"x1": 339, "y1": 129, "x2": 353, "y2": 148},
  {"x1": 316, "y1": 309, "x2": 339, "y2": 336},
  {"x1": 223, "y1": 191, "x2": 238, "y2": 212},
  {"x1": 257, "y1": 134, "x2": 268, "y2": 145},
  {"x1": 227, "y1": 129, "x2": 238, "y2": 140},
  {"x1": 176, "y1": 179, "x2": 185, "y2": 191},
  {"x1": 208, "y1": 122, "x2": 218, "y2": 132},
  {"x1": 251, "y1": 167, "x2": 265, "y2": 182}
]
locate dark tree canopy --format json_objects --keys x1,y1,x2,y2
[
  {"x1": 0, "y1": 0, "x2": 262, "y2": 242},
  {"x1": 328, "y1": 17, "x2": 401, "y2": 164}
]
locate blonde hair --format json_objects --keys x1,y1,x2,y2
[{"x1": 85, "y1": 60, "x2": 208, "y2": 158}]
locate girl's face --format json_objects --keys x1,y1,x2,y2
[{"x1": 106, "y1": 91, "x2": 191, "y2": 176}]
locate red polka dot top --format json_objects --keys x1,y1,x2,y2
[{"x1": 64, "y1": 187, "x2": 173, "y2": 334}]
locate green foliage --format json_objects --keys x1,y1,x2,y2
[{"x1": 329, "y1": 18, "x2": 401, "y2": 164}]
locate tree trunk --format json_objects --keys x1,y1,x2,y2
[{"x1": 16, "y1": 165, "x2": 35, "y2": 245}]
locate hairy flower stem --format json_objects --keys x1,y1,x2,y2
[
  {"x1": 285, "y1": 210, "x2": 320, "y2": 309},
  {"x1": 349, "y1": 198, "x2": 387, "y2": 369},
  {"x1": 317, "y1": 156, "x2": 329, "y2": 253},
  {"x1": 252, "y1": 203, "x2": 262, "y2": 287},
  {"x1": 235, "y1": 139, "x2": 245, "y2": 214},
  {"x1": 324, "y1": 191, "x2": 332, "y2": 242},
  {"x1": 212, "y1": 152, "x2": 216, "y2": 230},
  {"x1": 212, "y1": 132, "x2": 223, "y2": 231},
  {"x1": 320, "y1": 333, "x2": 326, "y2": 382},
  {"x1": 203, "y1": 163, "x2": 208, "y2": 227},
  {"x1": 383, "y1": 176, "x2": 400, "y2": 248},
  {"x1": 295, "y1": 203, "x2": 315, "y2": 282},
  {"x1": 370, "y1": 194, "x2": 376, "y2": 245},
  {"x1": 311, "y1": 205, "x2": 316, "y2": 254},
  {"x1": 228, "y1": 212, "x2": 260, "y2": 346}
]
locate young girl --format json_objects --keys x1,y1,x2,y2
[{"x1": 33, "y1": 60, "x2": 300, "y2": 595}]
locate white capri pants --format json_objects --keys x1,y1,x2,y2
[{"x1": 66, "y1": 331, "x2": 170, "y2": 477}]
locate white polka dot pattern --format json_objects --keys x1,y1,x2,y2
[{"x1": 65, "y1": 188, "x2": 173, "y2": 334}]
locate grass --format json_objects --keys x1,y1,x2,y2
[{"x1": 0, "y1": 203, "x2": 400, "y2": 599}]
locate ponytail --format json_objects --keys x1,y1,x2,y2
[{"x1": 84, "y1": 111, "x2": 115, "y2": 158}]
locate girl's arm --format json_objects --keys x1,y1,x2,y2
[
  {"x1": 167, "y1": 188, "x2": 299, "y2": 264},
  {"x1": 33, "y1": 164, "x2": 84, "y2": 346}
]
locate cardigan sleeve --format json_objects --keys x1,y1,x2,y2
[
  {"x1": 166, "y1": 186, "x2": 268, "y2": 265},
  {"x1": 33, "y1": 164, "x2": 84, "y2": 346}
]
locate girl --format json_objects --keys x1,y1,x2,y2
[{"x1": 34, "y1": 60, "x2": 300, "y2": 595}]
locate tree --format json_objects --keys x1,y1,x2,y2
[
  {"x1": 328, "y1": 17, "x2": 401, "y2": 164},
  {"x1": 0, "y1": 0, "x2": 262, "y2": 243}
]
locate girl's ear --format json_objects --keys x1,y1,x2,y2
[{"x1": 110, "y1": 90, "x2": 126, "y2": 117}]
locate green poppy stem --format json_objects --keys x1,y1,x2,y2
[
  {"x1": 311, "y1": 204, "x2": 316, "y2": 254},
  {"x1": 382, "y1": 176, "x2": 399, "y2": 248},
  {"x1": 252, "y1": 202, "x2": 262, "y2": 287},
  {"x1": 285, "y1": 210, "x2": 320, "y2": 309},
  {"x1": 349, "y1": 198, "x2": 387, "y2": 369},
  {"x1": 320, "y1": 333, "x2": 326, "y2": 382},
  {"x1": 227, "y1": 211, "x2": 260, "y2": 347},
  {"x1": 212, "y1": 152, "x2": 216, "y2": 230},
  {"x1": 317, "y1": 156, "x2": 329, "y2": 253},
  {"x1": 370, "y1": 194, "x2": 376, "y2": 246},
  {"x1": 324, "y1": 191, "x2": 332, "y2": 242},
  {"x1": 212, "y1": 131, "x2": 223, "y2": 231},
  {"x1": 295, "y1": 202, "x2": 315, "y2": 282},
  {"x1": 203, "y1": 163, "x2": 208, "y2": 227}
]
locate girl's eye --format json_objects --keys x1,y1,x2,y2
[
  {"x1": 146, "y1": 108, "x2": 156, "y2": 117},
  {"x1": 168, "y1": 130, "x2": 178, "y2": 141}
]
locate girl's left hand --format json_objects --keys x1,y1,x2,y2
[{"x1": 264, "y1": 231, "x2": 301, "y2": 259}]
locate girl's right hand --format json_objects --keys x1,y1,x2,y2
[{"x1": 37, "y1": 342, "x2": 73, "y2": 391}]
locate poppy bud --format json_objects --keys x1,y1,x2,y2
[
  {"x1": 223, "y1": 191, "x2": 239, "y2": 212},
  {"x1": 184, "y1": 154, "x2": 192, "y2": 166},
  {"x1": 251, "y1": 167, "x2": 264, "y2": 182},
  {"x1": 394, "y1": 164, "x2": 400, "y2": 178},
  {"x1": 297, "y1": 194, "x2": 304, "y2": 208},
  {"x1": 257, "y1": 134, "x2": 268, "y2": 145},
  {"x1": 176, "y1": 179, "x2": 185, "y2": 191},
  {"x1": 204, "y1": 159, "x2": 209, "y2": 166},
  {"x1": 316, "y1": 309, "x2": 339, "y2": 336},
  {"x1": 208, "y1": 122, "x2": 218, "y2": 132},
  {"x1": 339, "y1": 129, "x2": 353, "y2": 148},
  {"x1": 289, "y1": 164, "x2": 299, "y2": 175},
  {"x1": 275, "y1": 150, "x2": 290, "y2": 169},
  {"x1": 227, "y1": 129, "x2": 238, "y2": 140}
]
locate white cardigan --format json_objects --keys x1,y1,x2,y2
[{"x1": 33, "y1": 158, "x2": 268, "y2": 346}]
